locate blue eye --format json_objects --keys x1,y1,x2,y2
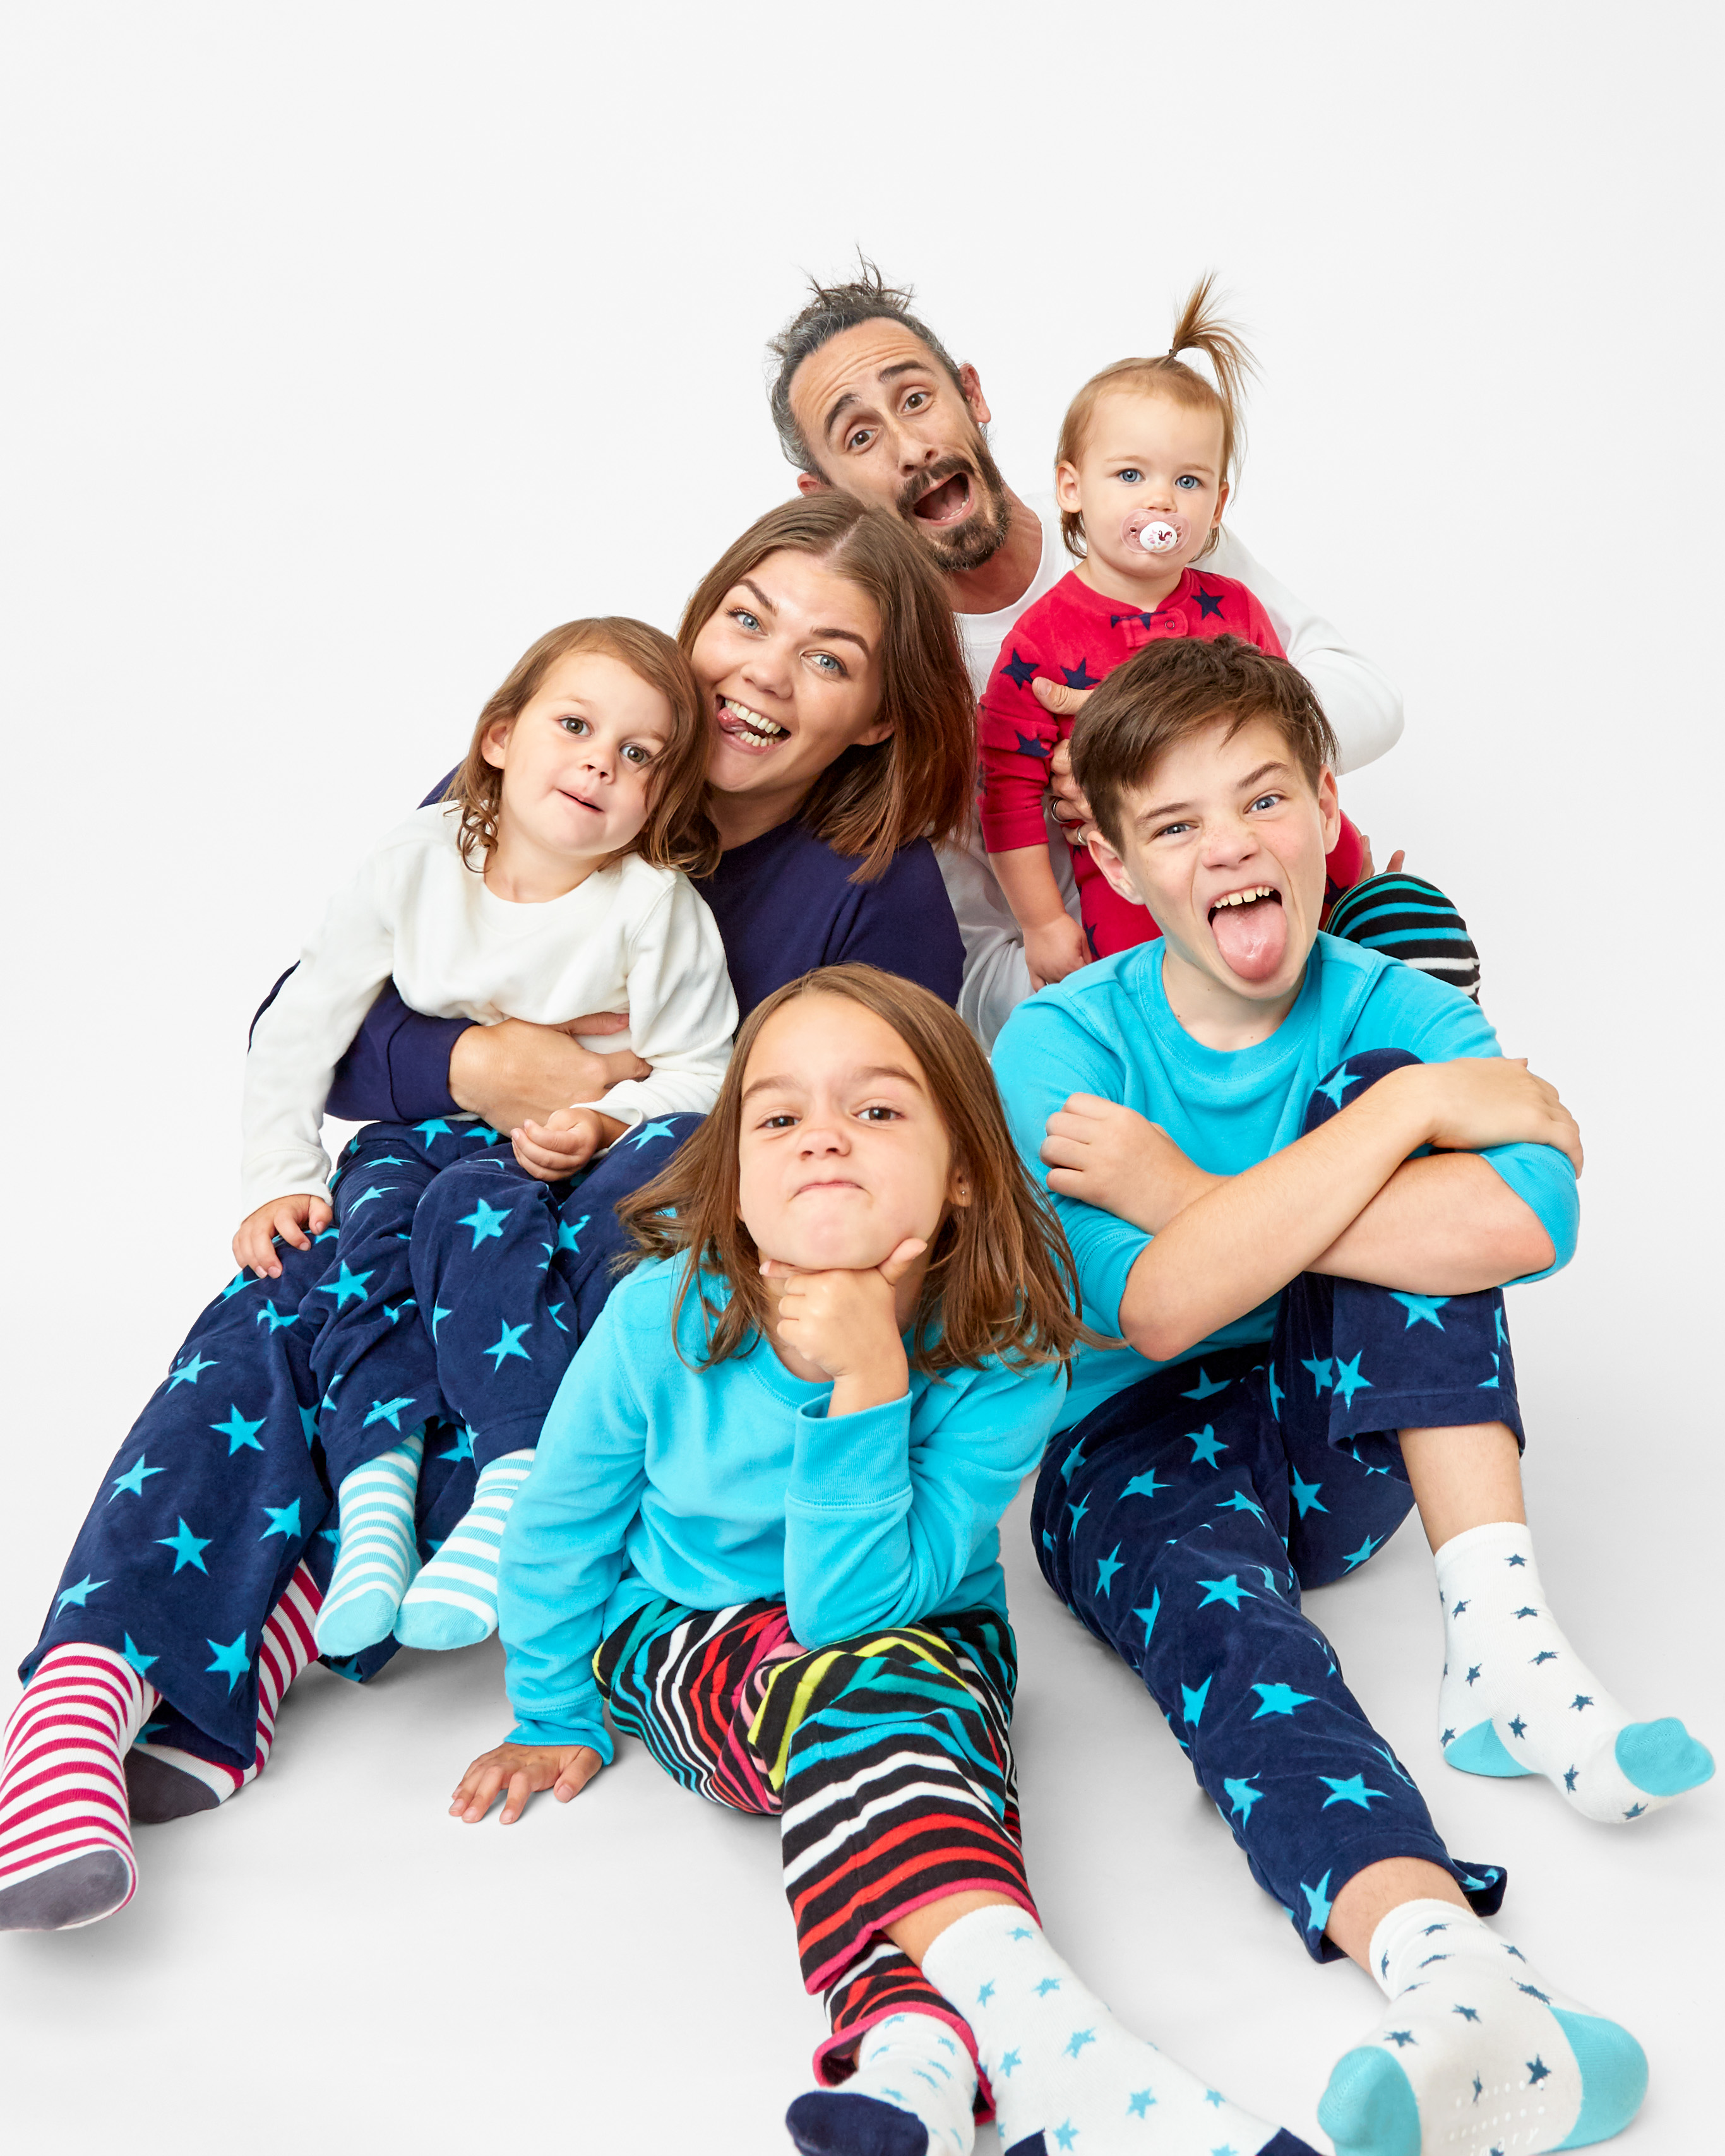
[
  {"x1": 1117, "y1": 467, "x2": 1143, "y2": 485},
  {"x1": 811, "y1": 651, "x2": 845, "y2": 676},
  {"x1": 1249, "y1": 793, "x2": 1282, "y2": 813},
  {"x1": 731, "y1": 607, "x2": 761, "y2": 633},
  {"x1": 1175, "y1": 475, "x2": 1200, "y2": 491}
]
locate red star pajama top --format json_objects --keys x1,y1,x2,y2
[{"x1": 976, "y1": 566, "x2": 1365, "y2": 957}]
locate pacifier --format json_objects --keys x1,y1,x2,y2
[{"x1": 1137, "y1": 520, "x2": 1179, "y2": 553}]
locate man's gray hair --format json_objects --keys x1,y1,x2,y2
[{"x1": 766, "y1": 256, "x2": 967, "y2": 474}]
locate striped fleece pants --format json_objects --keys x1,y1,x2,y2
[{"x1": 594, "y1": 1597, "x2": 1034, "y2": 2097}]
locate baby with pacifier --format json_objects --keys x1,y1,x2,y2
[{"x1": 977, "y1": 277, "x2": 1367, "y2": 986}]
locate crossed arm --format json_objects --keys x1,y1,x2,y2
[{"x1": 1042, "y1": 1059, "x2": 1582, "y2": 1366}]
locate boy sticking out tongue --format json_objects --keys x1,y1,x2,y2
[{"x1": 993, "y1": 633, "x2": 1710, "y2": 2156}]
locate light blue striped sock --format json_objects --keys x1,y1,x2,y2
[
  {"x1": 393, "y1": 1448, "x2": 534, "y2": 1652},
  {"x1": 313, "y1": 1432, "x2": 425, "y2": 1656}
]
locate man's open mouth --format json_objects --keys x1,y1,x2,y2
[
  {"x1": 1207, "y1": 885, "x2": 1289, "y2": 983},
  {"x1": 717, "y1": 695, "x2": 790, "y2": 750},
  {"x1": 908, "y1": 468, "x2": 974, "y2": 527}
]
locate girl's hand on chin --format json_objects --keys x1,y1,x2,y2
[
  {"x1": 760, "y1": 1238, "x2": 925, "y2": 1397},
  {"x1": 449, "y1": 1741, "x2": 604, "y2": 1825}
]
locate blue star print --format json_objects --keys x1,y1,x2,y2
[
  {"x1": 1251, "y1": 1682, "x2": 1315, "y2": 1718},
  {"x1": 484, "y1": 1319, "x2": 532, "y2": 1369},
  {"x1": 1342, "y1": 1532, "x2": 1384, "y2": 1571},
  {"x1": 314, "y1": 1261, "x2": 373, "y2": 1309},
  {"x1": 412, "y1": 1119, "x2": 453, "y2": 1147},
  {"x1": 1179, "y1": 1367, "x2": 1231, "y2": 1400},
  {"x1": 109, "y1": 1455, "x2": 165, "y2": 1501},
  {"x1": 205, "y1": 1632, "x2": 251, "y2": 1692},
  {"x1": 167, "y1": 1352, "x2": 218, "y2": 1391},
  {"x1": 1332, "y1": 1351, "x2": 1372, "y2": 1405},
  {"x1": 1223, "y1": 1776, "x2": 1262, "y2": 1823},
  {"x1": 1131, "y1": 1592, "x2": 1160, "y2": 1646},
  {"x1": 210, "y1": 1406, "x2": 266, "y2": 1455},
  {"x1": 1188, "y1": 1426, "x2": 1226, "y2": 1468},
  {"x1": 1121, "y1": 1467, "x2": 1166, "y2": 1501},
  {"x1": 1315, "y1": 1064, "x2": 1361, "y2": 1109},
  {"x1": 260, "y1": 1501, "x2": 303, "y2": 1542},
  {"x1": 121, "y1": 1635, "x2": 158, "y2": 1676},
  {"x1": 1003, "y1": 648, "x2": 1037, "y2": 689},
  {"x1": 155, "y1": 1520, "x2": 211, "y2": 1575},
  {"x1": 1300, "y1": 1870, "x2": 1334, "y2": 1933},
  {"x1": 457, "y1": 1199, "x2": 511, "y2": 1248},
  {"x1": 1197, "y1": 1575, "x2": 1253, "y2": 1611},
  {"x1": 629, "y1": 1119, "x2": 680, "y2": 1148},
  {"x1": 1181, "y1": 1677, "x2": 1212, "y2": 1725},
  {"x1": 1299, "y1": 1355, "x2": 1334, "y2": 1393},
  {"x1": 1095, "y1": 1545, "x2": 1124, "y2": 1597},
  {"x1": 1289, "y1": 1470, "x2": 1327, "y2": 1517},
  {"x1": 254, "y1": 1301, "x2": 300, "y2": 1335},
  {"x1": 362, "y1": 1395, "x2": 417, "y2": 1431},
  {"x1": 1319, "y1": 1773, "x2": 1387, "y2": 1810},
  {"x1": 54, "y1": 1573, "x2": 108, "y2": 1614},
  {"x1": 1389, "y1": 1292, "x2": 1450, "y2": 1330}
]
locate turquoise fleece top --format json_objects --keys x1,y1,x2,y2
[
  {"x1": 991, "y1": 934, "x2": 1580, "y2": 1433},
  {"x1": 497, "y1": 1257, "x2": 1066, "y2": 1755}
]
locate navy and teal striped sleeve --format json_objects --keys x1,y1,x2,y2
[
  {"x1": 1363, "y1": 969, "x2": 1580, "y2": 1280},
  {"x1": 495, "y1": 1295, "x2": 648, "y2": 1757},
  {"x1": 991, "y1": 996, "x2": 1150, "y2": 1337}
]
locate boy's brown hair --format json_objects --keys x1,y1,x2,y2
[
  {"x1": 618, "y1": 964, "x2": 1089, "y2": 1376},
  {"x1": 678, "y1": 494, "x2": 976, "y2": 881},
  {"x1": 444, "y1": 617, "x2": 717, "y2": 876},
  {"x1": 1056, "y1": 273, "x2": 1255, "y2": 562},
  {"x1": 1071, "y1": 635, "x2": 1339, "y2": 854}
]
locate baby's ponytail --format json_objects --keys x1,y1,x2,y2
[{"x1": 1054, "y1": 274, "x2": 1257, "y2": 561}]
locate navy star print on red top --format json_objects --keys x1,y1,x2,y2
[{"x1": 976, "y1": 566, "x2": 1366, "y2": 958}]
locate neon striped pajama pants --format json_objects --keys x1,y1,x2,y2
[{"x1": 594, "y1": 1597, "x2": 1034, "y2": 2097}]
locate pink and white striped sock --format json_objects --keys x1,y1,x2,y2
[
  {"x1": 0, "y1": 1644, "x2": 155, "y2": 1931},
  {"x1": 127, "y1": 1562, "x2": 322, "y2": 1821}
]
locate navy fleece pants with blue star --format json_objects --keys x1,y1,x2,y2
[
  {"x1": 1032, "y1": 1049, "x2": 1516, "y2": 1960},
  {"x1": 20, "y1": 1115, "x2": 700, "y2": 1771},
  {"x1": 309, "y1": 1116, "x2": 695, "y2": 1485}
]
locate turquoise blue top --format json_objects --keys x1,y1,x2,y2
[
  {"x1": 497, "y1": 1256, "x2": 1066, "y2": 1755},
  {"x1": 991, "y1": 934, "x2": 1580, "y2": 1434}
]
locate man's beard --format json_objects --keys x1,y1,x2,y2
[{"x1": 895, "y1": 433, "x2": 1013, "y2": 575}]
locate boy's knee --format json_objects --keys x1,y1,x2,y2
[{"x1": 1303, "y1": 1047, "x2": 1423, "y2": 1133}]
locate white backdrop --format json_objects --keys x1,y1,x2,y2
[{"x1": 1, "y1": 6, "x2": 1719, "y2": 2150}]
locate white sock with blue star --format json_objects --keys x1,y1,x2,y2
[
  {"x1": 313, "y1": 1432, "x2": 425, "y2": 1656},
  {"x1": 1320, "y1": 1898, "x2": 1646, "y2": 2155},
  {"x1": 921, "y1": 1905, "x2": 1316, "y2": 2155},
  {"x1": 785, "y1": 2012, "x2": 977, "y2": 2155},
  {"x1": 1435, "y1": 1522, "x2": 1712, "y2": 1823},
  {"x1": 393, "y1": 1448, "x2": 534, "y2": 1652}
]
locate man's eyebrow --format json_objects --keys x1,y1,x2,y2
[{"x1": 823, "y1": 359, "x2": 933, "y2": 443}]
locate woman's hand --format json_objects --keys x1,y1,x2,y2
[
  {"x1": 511, "y1": 1106, "x2": 616, "y2": 1182},
  {"x1": 450, "y1": 1741, "x2": 604, "y2": 1825},
  {"x1": 761, "y1": 1239, "x2": 925, "y2": 1415},
  {"x1": 1025, "y1": 912, "x2": 1094, "y2": 991},
  {"x1": 1040, "y1": 729, "x2": 1101, "y2": 852},
  {"x1": 450, "y1": 1014, "x2": 648, "y2": 1132},
  {"x1": 1041, "y1": 1095, "x2": 1222, "y2": 1234},
  {"x1": 1403, "y1": 1058, "x2": 1583, "y2": 1177},
  {"x1": 233, "y1": 1193, "x2": 333, "y2": 1278}
]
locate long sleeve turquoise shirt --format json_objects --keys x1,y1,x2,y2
[
  {"x1": 991, "y1": 934, "x2": 1580, "y2": 1434},
  {"x1": 497, "y1": 1257, "x2": 1066, "y2": 1756}
]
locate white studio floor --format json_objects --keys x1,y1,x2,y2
[{"x1": 1, "y1": 1341, "x2": 1718, "y2": 2153}]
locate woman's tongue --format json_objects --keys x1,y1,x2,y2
[{"x1": 1209, "y1": 893, "x2": 1288, "y2": 982}]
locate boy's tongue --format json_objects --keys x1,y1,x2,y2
[{"x1": 1210, "y1": 893, "x2": 1288, "y2": 982}]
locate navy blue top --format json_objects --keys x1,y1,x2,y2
[{"x1": 310, "y1": 789, "x2": 964, "y2": 1124}]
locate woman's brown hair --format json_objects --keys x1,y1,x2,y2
[
  {"x1": 618, "y1": 964, "x2": 1089, "y2": 1376},
  {"x1": 677, "y1": 495, "x2": 975, "y2": 882},
  {"x1": 444, "y1": 617, "x2": 717, "y2": 876},
  {"x1": 1055, "y1": 273, "x2": 1256, "y2": 563}
]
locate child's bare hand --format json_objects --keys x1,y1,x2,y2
[
  {"x1": 1407, "y1": 1058, "x2": 1583, "y2": 1177},
  {"x1": 760, "y1": 1239, "x2": 926, "y2": 1385},
  {"x1": 233, "y1": 1193, "x2": 333, "y2": 1278},
  {"x1": 450, "y1": 1741, "x2": 604, "y2": 1825},
  {"x1": 511, "y1": 1106, "x2": 607, "y2": 1182},
  {"x1": 1025, "y1": 913, "x2": 1094, "y2": 991},
  {"x1": 1041, "y1": 1094, "x2": 1221, "y2": 1234}
]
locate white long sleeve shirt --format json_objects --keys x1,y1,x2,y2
[
  {"x1": 940, "y1": 494, "x2": 1406, "y2": 1044},
  {"x1": 241, "y1": 804, "x2": 737, "y2": 1213}
]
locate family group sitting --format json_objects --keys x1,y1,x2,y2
[{"x1": 4, "y1": 267, "x2": 1709, "y2": 2156}]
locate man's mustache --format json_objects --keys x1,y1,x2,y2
[{"x1": 895, "y1": 455, "x2": 979, "y2": 519}]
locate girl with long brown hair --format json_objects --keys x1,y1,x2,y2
[{"x1": 450, "y1": 965, "x2": 1322, "y2": 2156}]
